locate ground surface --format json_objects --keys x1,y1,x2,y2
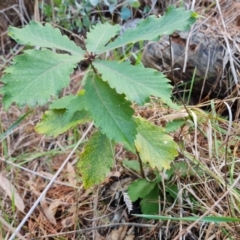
[{"x1": 1, "y1": 1, "x2": 240, "y2": 239}]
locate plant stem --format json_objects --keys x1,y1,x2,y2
[{"x1": 136, "y1": 150, "x2": 145, "y2": 178}]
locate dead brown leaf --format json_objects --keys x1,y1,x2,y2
[
  {"x1": 0, "y1": 173, "x2": 25, "y2": 213},
  {"x1": 61, "y1": 216, "x2": 74, "y2": 228},
  {"x1": 107, "y1": 226, "x2": 128, "y2": 240},
  {"x1": 67, "y1": 162, "x2": 77, "y2": 186},
  {"x1": 40, "y1": 196, "x2": 62, "y2": 225}
]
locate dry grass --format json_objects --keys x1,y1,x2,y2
[{"x1": 1, "y1": 0, "x2": 240, "y2": 239}]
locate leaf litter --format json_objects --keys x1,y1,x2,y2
[
  {"x1": 1, "y1": 0, "x2": 240, "y2": 239},
  {"x1": 0, "y1": 173, "x2": 25, "y2": 213}
]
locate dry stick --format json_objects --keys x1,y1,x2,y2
[
  {"x1": 177, "y1": 179, "x2": 183, "y2": 240},
  {"x1": 215, "y1": 0, "x2": 239, "y2": 89},
  {"x1": 223, "y1": 102, "x2": 236, "y2": 231},
  {"x1": 0, "y1": 158, "x2": 80, "y2": 188},
  {"x1": 191, "y1": 0, "x2": 196, "y2": 11},
  {"x1": 182, "y1": 0, "x2": 195, "y2": 72},
  {"x1": 136, "y1": 151, "x2": 145, "y2": 178},
  {"x1": 18, "y1": 0, "x2": 26, "y2": 25},
  {"x1": 172, "y1": 174, "x2": 240, "y2": 240},
  {"x1": 92, "y1": 187, "x2": 99, "y2": 240},
  {"x1": 222, "y1": 102, "x2": 233, "y2": 145},
  {"x1": 148, "y1": 0, "x2": 157, "y2": 16},
  {"x1": 34, "y1": 0, "x2": 40, "y2": 22},
  {"x1": 0, "y1": 45, "x2": 25, "y2": 72},
  {"x1": 199, "y1": 48, "x2": 211, "y2": 102},
  {"x1": 0, "y1": 216, "x2": 26, "y2": 240},
  {"x1": 8, "y1": 122, "x2": 94, "y2": 240},
  {"x1": 50, "y1": 0, "x2": 55, "y2": 24},
  {"x1": 33, "y1": 222, "x2": 155, "y2": 239}
]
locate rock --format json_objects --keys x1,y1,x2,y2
[
  {"x1": 142, "y1": 26, "x2": 228, "y2": 102},
  {"x1": 141, "y1": 1, "x2": 240, "y2": 103}
]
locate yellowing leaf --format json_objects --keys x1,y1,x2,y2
[
  {"x1": 0, "y1": 173, "x2": 25, "y2": 213},
  {"x1": 134, "y1": 117, "x2": 178, "y2": 170},
  {"x1": 77, "y1": 131, "x2": 114, "y2": 188},
  {"x1": 50, "y1": 94, "x2": 87, "y2": 126},
  {"x1": 35, "y1": 109, "x2": 89, "y2": 137}
]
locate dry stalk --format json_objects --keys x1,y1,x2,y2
[
  {"x1": 8, "y1": 122, "x2": 94, "y2": 240},
  {"x1": 173, "y1": 174, "x2": 240, "y2": 240}
]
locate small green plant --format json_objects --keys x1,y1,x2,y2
[
  {"x1": 42, "y1": 0, "x2": 141, "y2": 32},
  {"x1": 124, "y1": 159, "x2": 204, "y2": 214},
  {"x1": 0, "y1": 6, "x2": 198, "y2": 214},
  {"x1": 42, "y1": 0, "x2": 94, "y2": 31}
]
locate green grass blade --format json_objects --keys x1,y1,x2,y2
[
  {"x1": 133, "y1": 214, "x2": 240, "y2": 223},
  {"x1": 0, "y1": 110, "x2": 33, "y2": 141}
]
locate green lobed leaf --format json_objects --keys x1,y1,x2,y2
[
  {"x1": 166, "y1": 183, "x2": 178, "y2": 200},
  {"x1": 97, "y1": 6, "x2": 197, "y2": 53},
  {"x1": 62, "y1": 94, "x2": 86, "y2": 125},
  {"x1": 128, "y1": 178, "x2": 157, "y2": 202},
  {"x1": 8, "y1": 21, "x2": 84, "y2": 58},
  {"x1": 140, "y1": 184, "x2": 159, "y2": 215},
  {"x1": 2, "y1": 49, "x2": 79, "y2": 109},
  {"x1": 84, "y1": 72, "x2": 137, "y2": 152},
  {"x1": 50, "y1": 95, "x2": 77, "y2": 109},
  {"x1": 77, "y1": 131, "x2": 114, "y2": 188},
  {"x1": 86, "y1": 22, "x2": 120, "y2": 53},
  {"x1": 134, "y1": 117, "x2": 179, "y2": 170},
  {"x1": 123, "y1": 160, "x2": 141, "y2": 173},
  {"x1": 93, "y1": 60, "x2": 173, "y2": 106},
  {"x1": 35, "y1": 109, "x2": 90, "y2": 137},
  {"x1": 165, "y1": 119, "x2": 185, "y2": 133},
  {"x1": 49, "y1": 94, "x2": 87, "y2": 125}
]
